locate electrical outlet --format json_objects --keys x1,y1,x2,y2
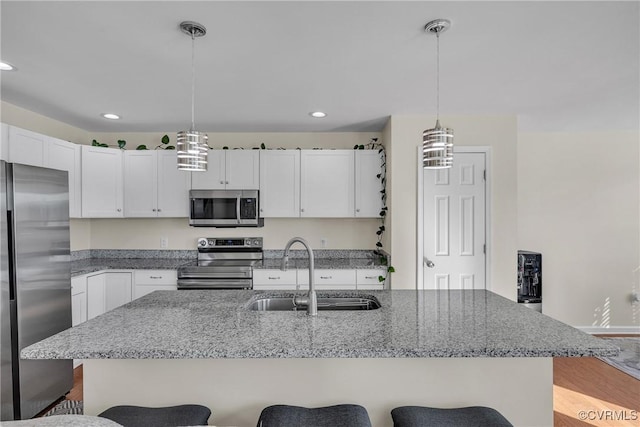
[
  {"x1": 160, "y1": 237, "x2": 168, "y2": 248},
  {"x1": 321, "y1": 238, "x2": 328, "y2": 248}
]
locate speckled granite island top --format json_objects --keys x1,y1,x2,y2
[{"x1": 22, "y1": 290, "x2": 617, "y2": 360}]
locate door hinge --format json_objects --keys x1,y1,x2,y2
[
  {"x1": 483, "y1": 244, "x2": 486, "y2": 254},
  {"x1": 483, "y1": 170, "x2": 486, "y2": 181}
]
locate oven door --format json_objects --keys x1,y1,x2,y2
[{"x1": 177, "y1": 278, "x2": 252, "y2": 290}]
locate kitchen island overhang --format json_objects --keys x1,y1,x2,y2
[{"x1": 22, "y1": 290, "x2": 618, "y2": 427}]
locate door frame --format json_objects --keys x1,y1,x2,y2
[{"x1": 416, "y1": 146, "x2": 493, "y2": 290}]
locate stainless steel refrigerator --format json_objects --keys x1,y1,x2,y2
[{"x1": 0, "y1": 161, "x2": 73, "y2": 420}]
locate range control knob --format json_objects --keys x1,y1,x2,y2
[
  {"x1": 207, "y1": 239, "x2": 215, "y2": 246},
  {"x1": 253, "y1": 239, "x2": 261, "y2": 246},
  {"x1": 197, "y1": 238, "x2": 207, "y2": 247}
]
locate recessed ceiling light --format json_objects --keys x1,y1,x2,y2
[
  {"x1": 0, "y1": 62, "x2": 16, "y2": 71},
  {"x1": 309, "y1": 111, "x2": 327, "y2": 118},
  {"x1": 101, "y1": 113, "x2": 121, "y2": 120}
]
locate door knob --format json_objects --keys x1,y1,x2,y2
[{"x1": 424, "y1": 258, "x2": 435, "y2": 268}]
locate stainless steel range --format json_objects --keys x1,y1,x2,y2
[{"x1": 177, "y1": 237, "x2": 263, "y2": 290}]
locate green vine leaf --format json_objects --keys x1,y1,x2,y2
[
  {"x1": 223, "y1": 146, "x2": 229, "y2": 150},
  {"x1": 387, "y1": 266, "x2": 395, "y2": 273},
  {"x1": 353, "y1": 145, "x2": 359, "y2": 149},
  {"x1": 165, "y1": 146, "x2": 175, "y2": 150},
  {"x1": 378, "y1": 276, "x2": 385, "y2": 282},
  {"x1": 260, "y1": 143, "x2": 266, "y2": 149},
  {"x1": 136, "y1": 144, "x2": 148, "y2": 150},
  {"x1": 161, "y1": 134, "x2": 170, "y2": 145},
  {"x1": 117, "y1": 140, "x2": 126, "y2": 149},
  {"x1": 375, "y1": 242, "x2": 383, "y2": 247}
]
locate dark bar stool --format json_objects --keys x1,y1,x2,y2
[
  {"x1": 257, "y1": 404, "x2": 372, "y2": 427},
  {"x1": 97, "y1": 404, "x2": 211, "y2": 427},
  {"x1": 391, "y1": 406, "x2": 513, "y2": 427}
]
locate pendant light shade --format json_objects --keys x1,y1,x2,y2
[
  {"x1": 423, "y1": 19, "x2": 453, "y2": 169},
  {"x1": 177, "y1": 21, "x2": 208, "y2": 172}
]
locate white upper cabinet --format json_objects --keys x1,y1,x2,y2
[
  {"x1": 191, "y1": 150, "x2": 259, "y2": 190},
  {"x1": 8, "y1": 125, "x2": 47, "y2": 166},
  {"x1": 157, "y1": 151, "x2": 190, "y2": 217},
  {"x1": 355, "y1": 150, "x2": 383, "y2": 218},
  {"x1": 124, "y1": 151, "x2": 190, "y2": 217},
  {"x1": 124, "y1": 150, "x2": 157, "y2": 217},
  {"x1": 226, "y1": 150, "x2": 259, "y2": 189},
  {"x1": 46, "y1": 137, "x2": 82, "y2": 218},
  {"x1": 81, "y1": 145, "x2": 124, "y2": 217},
  {"x1": 0, "y1": 123, "x2": 8, "y2": 161},
  {"x1": 259, "y1": 150, "x2": 300, "y2": 217},
  {"x1": 300, "y1": 150, "x2": 354, "y2": 217}
]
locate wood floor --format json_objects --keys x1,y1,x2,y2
[{"x1": 63, "y1": 347, "x2": 639, "y2": 426}]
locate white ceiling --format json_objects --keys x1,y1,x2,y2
[{"x1": 1, "y1": 1, "x2": 638, "y2": 133}]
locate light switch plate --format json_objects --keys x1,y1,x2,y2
[{"x1": 160, "y1": 237, "x2": 168, "y2": 248}]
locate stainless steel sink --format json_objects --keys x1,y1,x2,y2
[{"x1": 248, "y1": 296, "x2": 381, "y2": 311}]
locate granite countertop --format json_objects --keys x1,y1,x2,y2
[
  {"x1": 22, "y1": 290, "x2": 618, "y2": 360},
  {"x1": 71, "y1": 249, "x2": 388, "y2": 276}
]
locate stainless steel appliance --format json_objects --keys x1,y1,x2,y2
[
  {"x1": 1, "y1": 161, "x2": 73, "y2": 420},
  {"x1": 177, "y1": 237, "x2": 263, "y2": 290},
  {"x1": 517, "y1": 250, "x2": 542, "y2": 312},
  {"x1": 189, "y1": 190, "x2": 263, "y2": 227}
]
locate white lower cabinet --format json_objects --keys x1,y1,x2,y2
[
  {"x1": 71, "y1": 276, "x2": 87, "y2": 326},
  {"x1": 133, "y1": 270, "x2": 177, "y2": 299},
  {"x1": 253, "y1": 269, "x2": 298, "y2": 290},
  {"x1": 86, "y1": 271, "x2": 132, "y2": 320},
  {"x1": 297, "y1": 269, "x2": 357, "y2": 290},
  {"x1": 356, "y1": 269, "x2": 386, "y2": 290}
]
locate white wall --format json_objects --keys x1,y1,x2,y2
[
  {"x1": 1, "y1": 101, "x2": 88, "y2": 144},
  {"x1": 518, "y1": 131, "x2": 640, "y2": 329},
  {"x1": 386, "y1": 114, "x2": 518, "y2": 300}
]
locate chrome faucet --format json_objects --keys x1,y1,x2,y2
[{"x1": 281, "y1": 237, "x2": 317, "y2": 316}]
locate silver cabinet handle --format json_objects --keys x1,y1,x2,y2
[
  {"x1": 320, "y1": 276, "x2": 332, "y2": 280},
  {"x1": 424, "y1": 258, "x2": 435, "y2": 268},
  {"x1": 226, "y1": 181, "x2": 229, "y2": 184},
  {"x1": 149, "y1": 276, "x2": 162, "y2": 279},
  {"x1": 356, "y1": 208, "x2": 360, "y2": 212},
  {"x1": 117, "y1": 208, "x2": 122, "y2": 212},
  {"x1": 220, "y1": 180, "x2": 224, "y2": 184},
  {"x1": 268, "y1": 276, "x2": 281, "y2": 280},
  {"x1": 157, "y1": 208, "x2": 162, "y2": 212},
  {"x1": 152, "y1": 209, "x2": 156, "y2": 212},
  {"x1": 365, "y1": 276, "x2": 376, "y2": 279},
  {"x1": 301, "y1": 208, "x2": 305, "y2": 212}
]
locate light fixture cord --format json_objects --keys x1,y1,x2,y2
[
  {"x1": 191, "y1": 30, "x2": 196, "y2": 131},
  {"x1": 436, "y1": 30, "x2": 440, "y2": 126}
]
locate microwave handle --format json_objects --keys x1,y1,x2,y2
[{"x1": 236, "y1": 197, "x2": 241, "y2": 224}]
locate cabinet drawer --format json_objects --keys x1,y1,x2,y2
[
  {"x1": 298, "y1": 269, "x2": 356, "y2": 286},
  {"x1": 253, "y1": 269, "x2": 297, "y2": 286},
  {"x1": 134, "y1": 270, "x2": 177, "y2": 285},
  {"x1": 71, "y1": 276, "x2": 87, "y2": 295},
  {"x1": 356, "y1": 269, "x2": 385, "y2": 285}
]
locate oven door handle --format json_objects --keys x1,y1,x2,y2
[{"x1": 236, "y1": 197, "x2": 241, "y2": 224}]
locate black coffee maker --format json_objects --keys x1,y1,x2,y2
[{"x1": 517, "y1": 251, "x2": 542, "y2": 312}]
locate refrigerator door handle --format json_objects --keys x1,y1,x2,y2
[{"x1": 6, "y1": 210, "x2": 15, "y2": 302}]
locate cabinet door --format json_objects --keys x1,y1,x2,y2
[
  {"x1": 8, "y1": 126, "x2": 47, "y2": 166},
  {"x1": 71, "y1": 276, "x2": 87, "y2": 326},
  {"x1": 355, "y1": 151, "x2": 383, "y2": 218},
  {"x1": 226, "y1": 150, "x2": 259, "y2": 189},
  {"x1": 0, "y1": 123, "x2": 8, "y2": 161},
  {"x1": 191, "y1": 150, "x2": 225, "y2": 189},
  {"x1": 46, "y1": 137, "x2": 82, "y2": 218},
  {"x1": 124, "y1": 151, "x2": 158, "y2": 217},
  {"x1": 157, "y1": 151, "x2": 191, "y2": 217},
  {"x1": 86, "y1": 274, "x2": 106, "y2": 320},
  {"x1": 104, "y1": 272, "x2": 133, "y2": 312},
  {"x1": 300, "y1": 150, "x2": 354, "y2": 217},
  {"x1": 81, "y1": 146, "x2": 124, "y2": 217},
  {"x1": 259, "y1": 150, "x2": 300, "y2": 217}
]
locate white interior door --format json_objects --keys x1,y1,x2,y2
[{"x1": 423, "y1": 152, "x2": 486, "y2": 290}]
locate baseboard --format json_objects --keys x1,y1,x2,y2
[{"x1": 577, "y1": 326, "x2": 640, "y2": 335}]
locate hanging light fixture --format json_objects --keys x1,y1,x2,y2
[
  {"x1": 423, "y1": 19, "x2": 453, "y2": 169},
  {"x1": 177, "y1": 21, "x2": 208, "y2": 171}
]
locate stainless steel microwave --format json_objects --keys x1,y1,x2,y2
[{"x1": 189, "y1": 190, "x2": 263, "y2": 227}]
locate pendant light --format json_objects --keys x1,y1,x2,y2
[
  {"x1": 177, "y1": 21, "x2": 208, "y2": 171},
  {"x1": 423, "y1": 19, "x2": 453, "y2": 169}
]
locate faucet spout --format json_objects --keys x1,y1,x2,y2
[{"x1": 282, "y1": 237, "x2": 317, "y2": 316}]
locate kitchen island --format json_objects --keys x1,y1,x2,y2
[{"x1": 22, "y1": 290, "x2": 617, "y2": 426}]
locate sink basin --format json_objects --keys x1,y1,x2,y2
[{"x1": 248, "y1": 296, "x2": 381, "y2": 311}]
